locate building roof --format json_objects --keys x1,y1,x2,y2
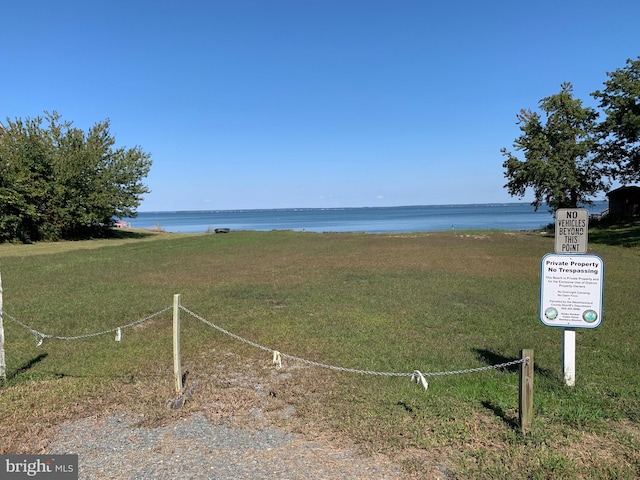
[{"x1": 606, "y1": 185, "x2": 640, "y2": 197}]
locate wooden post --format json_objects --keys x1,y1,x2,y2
[
  {"x1": 0, "y1": 269, "x2": 6, "y2": 385},
  {"x1": 173, "y1": 294, "x2": 182, "y2": 394},
  {"x1": 519, "y1": 349, "x2": 534, "y2": 434}
]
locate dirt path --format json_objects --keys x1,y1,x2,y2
[
  {"x1": 41, "y1": 353, "x2": 424, "y2": 479},
  {"x1": 36, "y1": 350, "x2": 455, "y2": 479},
  {"x1": 48, "y1": 411, "x2": 404, "y2": 479}
]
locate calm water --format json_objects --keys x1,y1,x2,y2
[{"x1": 122, "y1": 202, "x2": 608, "y2": 234}]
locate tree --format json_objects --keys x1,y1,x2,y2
[
  {"x1": 591, "y1": 56, "x2": 640, "y2": 183},
  {"x1": 0, "y1": 117, "x2": 51, "y2": 242},
  {"x1": 501, "y1": 83, "x2": 607, "y2": 212},
  {"x1": 0, "y1": 112, "x2": 151, "y2": 242}
]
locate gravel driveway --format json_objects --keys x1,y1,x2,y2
[
  {"x1": 48, "y1": 412, "x2": 402, "y2": 479},
  {"x1": 43, "y1": 351, "x2": 415, "y2": 480}
]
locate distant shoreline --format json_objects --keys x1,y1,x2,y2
[{"x1": 135, "y1": 200, "x2": 609, "y2": 215}]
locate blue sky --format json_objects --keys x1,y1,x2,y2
[{"x1": 2, "y1": 1, "x2": 638, "y2": 211}]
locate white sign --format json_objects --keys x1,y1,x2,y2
[
  {"x1": 540, "y1": 253, "x2": 604, "y2": 329},
  {"x1": 555, "y1": 208, "x2": 589, "y2": 254}
]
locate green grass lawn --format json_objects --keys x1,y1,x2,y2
[{"x1": 0, "y1": 227, "x2": 638, "y2": 478}]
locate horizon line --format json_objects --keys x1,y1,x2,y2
[{"x1": 133, "y1": 199, "x2": 608, "y2": 215}]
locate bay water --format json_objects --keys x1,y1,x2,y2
[{"x1": 123, "y1": 202, "x2": 608, "y2": 234}]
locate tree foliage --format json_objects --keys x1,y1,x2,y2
[
  {"x1": 592, "y1": 56, "x2": 640, "y2": 183},
  {"x1": 501, "y1": 82, "x2": 606, "y2": 212},
  {"x1": 502, "y1": 58, "x2": 640, "y2": 211},
  {"x1": 0, "y1": 112, "x2": 151, "y2": 242}
]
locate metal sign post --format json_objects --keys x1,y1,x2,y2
[
  {"x1": 562, "y1": 329, "x2": 576, "y2": 386},
  {"x1": 540, "y1": 209, "x2": 604, "y2": 387}
]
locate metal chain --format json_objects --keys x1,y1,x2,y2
[
  {"x1": 179, "y1": 305, "x2": 275, "y2": 354},
  {"x1": 1, "y1": 310, "x2": 43, "y2": 337},
  {"x1": 179, "y1": 305, "x2": 527, "y2": 378},
  {"x1": 419, "y1": 358, "x2": 526, "y2": 377},
  {"x1": 2, "y1": 304, "x2": 528, "y2": 378},
  {"x1": 1, "y1": 306, "x2": 172, "y2": 343}
]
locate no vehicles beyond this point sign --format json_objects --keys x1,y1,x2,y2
[{"x1": 555, "y1": 208, "x2": 588, "y2": 254}]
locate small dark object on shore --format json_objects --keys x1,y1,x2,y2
[{"x1": 215, "y1": 228, "x2": 230, "y2": 234}]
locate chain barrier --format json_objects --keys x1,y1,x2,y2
[
  {"x1": 0, "y1": 307, "x2": 172, "y2": 346},
  {"x1": 1, "y1": 305, "x2": 527, "y2": 389},
  {"x1": 179, "y1": 305, "x2": 527, "y2": 385}
]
